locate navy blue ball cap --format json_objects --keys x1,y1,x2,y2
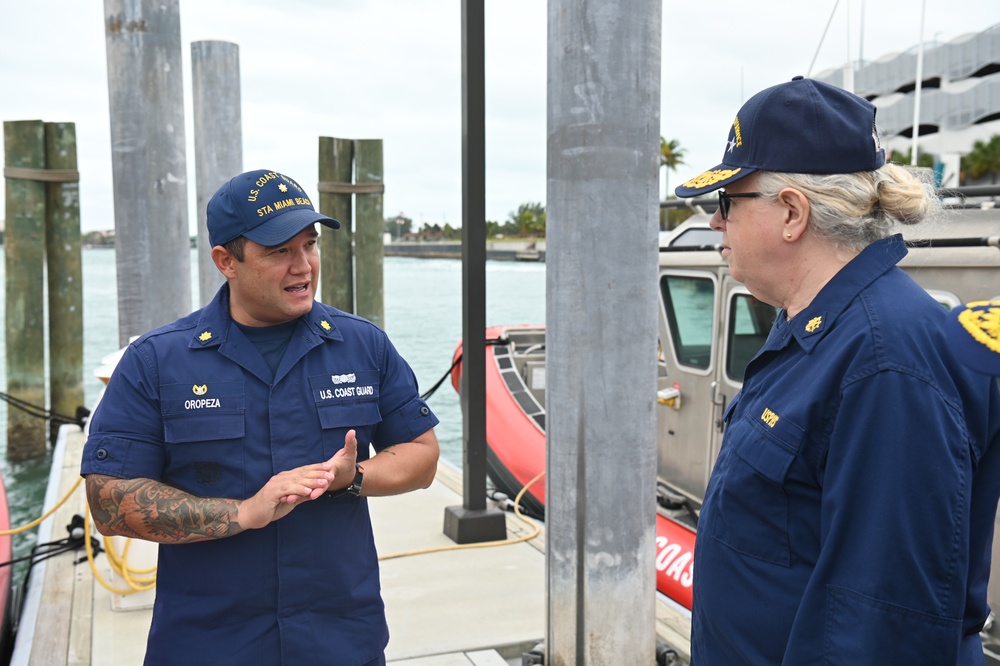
[
  {"x1": 207, "y1": 169, "x2": 341, "y2": 248},
  {"x1": 674, "y1": 77, "x2": 886, "y2": 198},
  {"x1": 947, "y1": 300, "x2": 1000, "y2": 376}
]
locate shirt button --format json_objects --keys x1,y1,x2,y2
[
  {"x1": 420, "y1": 406, "x2": 430, "y2": 416},
  {"x1": 96, "y1": 448, "x2": 108, "y2": 460}
]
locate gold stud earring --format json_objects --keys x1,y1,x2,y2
[{"x1": 786, "y1": 233, "x2": 792, "y2": 239}]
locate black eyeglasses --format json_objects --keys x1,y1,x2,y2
[{"x1": 718, "y1": 191, "x2": 763, "y2": 220}]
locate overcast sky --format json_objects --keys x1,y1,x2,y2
[{"x1": 2, "y1": 1, "x2": 997, "y2": 233}]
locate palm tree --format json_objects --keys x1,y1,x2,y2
[
  {"x1": 660, "y1": 137, "x2": 686, "y2": 200},
  {"x1": 962, "y1": 135, "x2": 1000, "y2": 185},
  {"x1": 508, "y1": 202, "x2": 546, "y2": 237}
]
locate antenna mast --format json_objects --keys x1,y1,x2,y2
[{"x1": 911, "y1": 0, "x2": 927, "y2": 165}]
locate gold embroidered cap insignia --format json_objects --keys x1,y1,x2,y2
[{"x1": 680, "y1": 168, "x2": 743, "y2": 190}]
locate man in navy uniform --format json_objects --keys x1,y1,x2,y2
[{"x1": 82, "y1": 169, "x2": 440, "y2": 666}]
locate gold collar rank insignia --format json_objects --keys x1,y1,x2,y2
[
  {"x1": 320, "y1": 320, "x2": 331, "y2": 331},
  {"x1": 199, "y1": 330, "x2": 213, "y2": 342},
  {"x1": 192, "y1": 384, "x2": 208, "y2": 396},
  {"x1": 805, "y1": 316, "x2": 823, "y2": 333}
]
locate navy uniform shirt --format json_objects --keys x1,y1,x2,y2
[
  {"x1": 692, "y1": 235, "x2": 1000, "y2": 664},
  {"x1": 82, "y1": 284, "x2": 439, "y2": 666}
]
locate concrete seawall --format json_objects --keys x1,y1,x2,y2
[{"x1": 384, "y1": 241, "x2": 546, "y2": 262}]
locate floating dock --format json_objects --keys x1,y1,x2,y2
[{"x1": 10, "y1": 424, "x2": 691, "y2": 665}]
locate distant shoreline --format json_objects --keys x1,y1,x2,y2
[{"x1": 80, "y1": 239, "x2": 548, "y2": 262}]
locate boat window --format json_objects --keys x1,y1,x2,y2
[
  {"x1": 661, "y1": 275, "x2": 715, "y2": 369},
  {"x1": 666, "y1": 228, "x2": 723, "y2": 248},
  {"x1": 924, "y1": 289, "x2": 962, "y2": 310},
  {"x1": 727, "y1": 294, "x2": 779, "y2": 382}
]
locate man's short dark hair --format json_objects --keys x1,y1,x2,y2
[{"x1": 223, "y1": 236, "x2": 247, "y2": 262}]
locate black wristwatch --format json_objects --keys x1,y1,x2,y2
[{"x1": 327, "y1": 463, "x2": 364, "y2": 499}]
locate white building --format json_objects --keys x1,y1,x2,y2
[{"x1": 816, "y1": 22, "x2": 1000, "y2": 187}]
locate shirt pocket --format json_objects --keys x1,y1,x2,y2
[
  {"x1": 310, "y1": 371, "x2": 382, "y2": 459},
  {"x1": 708, "y1": 395, "x2": 804, "y2": 567},
  {"x1": 160, "y1": 381, "x2": 246, "y2": 495},
  {"x1": 823, "y1": 585, "x2": 961, "y2": 664}
]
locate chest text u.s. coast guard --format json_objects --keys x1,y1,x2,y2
[
  {"x1": 319, "y1": 385, "x2": 374, "y2": 400},
  {"x1": 318, "y1": 372, "x2": 374, "y2": 400}
]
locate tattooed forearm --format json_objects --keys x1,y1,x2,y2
[{"x1": 85, "y1": 474, "x2": 244, "y2": 544}]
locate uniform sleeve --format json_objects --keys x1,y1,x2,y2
[
  {"x1": 963, "y1": 380, "x2": 1000, "y2": 638},
  {"x1": 81, "y1": 343, "x2": 168, "y2": 480},
  {"x1": 371, "y1": 334, "x2": 439, "y2": 449},
  {"x1": 791, "y1": 370, "x2": 970, "y2": 662}
]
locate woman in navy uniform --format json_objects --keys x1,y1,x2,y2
[
  {"x1": 675, "y1": 79, "x2": 1000, "y2": 664},
  {"x1": 82, "y1": 169, "x2": 440, "y2": 666}
]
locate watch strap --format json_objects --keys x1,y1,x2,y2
[{"x1": 325, "y1": 463, "x2": 364, "y2": 499}]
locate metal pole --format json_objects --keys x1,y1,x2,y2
[
  {"x1": 911, "y1": 0, "x2": 927, "y2": 165},
  {"x1": 191, "y1": 40, "x2": 242, "y2": 307},
  {"x1": 443, "y1": 0, "x2": 506, "y2": 544},
  {"x1": 104, "y1": 0, "x2": 191, "y2": 345},
  {"x1": 546, "y1": 0, "x2": 662, "y2": 662}
]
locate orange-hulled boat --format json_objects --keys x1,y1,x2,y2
[{"x1": 451, "y1": 324, "x2": 695, "y2": 611}]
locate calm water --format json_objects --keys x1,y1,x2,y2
[{"x1": 0, "y1": 249, "x2": 546, "y2": 581}]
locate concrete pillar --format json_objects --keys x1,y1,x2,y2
[
  {"x1": 104, "y1": 0, "x2": 191, "y2": 345},
  {"x1": 546, "y1": 0, "x2": 662, "y2": 663},
  {"x1": 191, "y1": 40, "x2": 242, "y2": 307}
]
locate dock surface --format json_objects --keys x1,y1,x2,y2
[{"x1": 10, "y1": 425, "x2": 691, "y2": 665}]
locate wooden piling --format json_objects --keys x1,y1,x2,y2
[
  {"x1": 3, "y1": 120, "x2": 48, "y2": 460},
  {"x1": 191, "y1": 40, "x2": 242, "y2": 307},
  {"x1": 354, "y1": 139, "x2": 385, "y2": 328},
  {"x1": 317, "y1": 137, "x2": 354, "y2": 312},
  {"x1": 44, "y1": 122, "x2": 84, "y2": 446}
]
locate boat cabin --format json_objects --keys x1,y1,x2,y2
[
  {"x1": 655, "y1": 201, "x2": 1000, "y2": 614},
  {"x1": 455, "y1": 189, "x2": 1000, "y2": 655}
]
